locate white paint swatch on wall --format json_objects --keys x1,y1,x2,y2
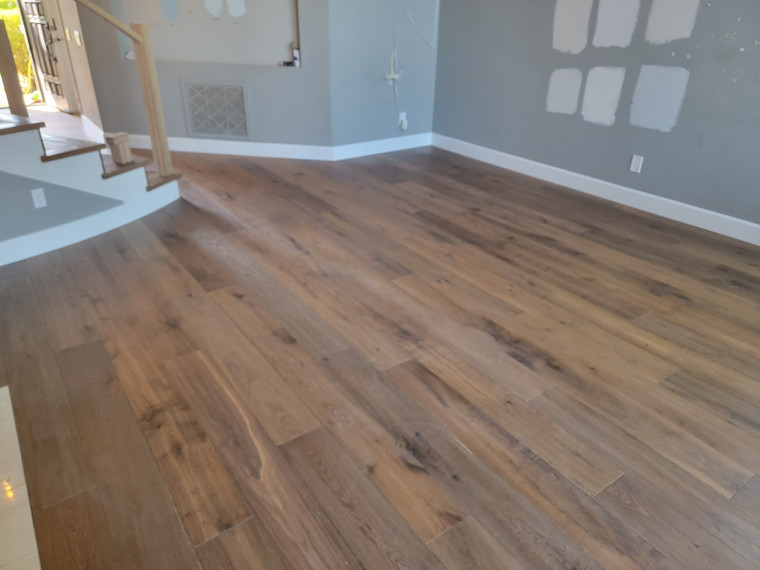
[
  {"x1": 547, "y1": 69, "x2": 583, "y2": 115},
  {"x1": 204, "y1": 0, "x2": 224, "y2": 18},
  {"x1": 553, "y1": 0, "x2": 594, "y2": 54},
  {"x1": 630, "y1": 66, "x2": 690, "y2": 132},
  {"x1": 646, "y1": 0, "x2": 700, "y2": 45},
  {"x1": 226, "y1": 0, "x2": 246, "y2": 18},
  {"x1": 593, "y1": 0, "x2": 641, "y2": 48},
  {"x1": 582, "y1": 67, "x2": 626, "y2": 126}
]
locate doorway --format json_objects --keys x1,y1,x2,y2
[
  {"x1": 16, "y1": 0, "x2": 80, "y2": 112},
  {"x1": 0, "y1": 0, "x2": 41, "y2": 108}
]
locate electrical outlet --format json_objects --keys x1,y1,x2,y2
[
  {"x1": 30, "y1": 188, "x2": 47, "y2": 209},
  {"x1": 630, "y1": 154, "x2": 644, "y2": 173},
  {"x1": 399, "y1": 112, "x2": 408, "y2": 131}
]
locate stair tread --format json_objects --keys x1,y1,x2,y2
[
  {"x1": 146, "y1": 171, "x2": 181, "y2": 191},
  {"x1": 41, "y1": 134, "x2": 106, "y2": 162},
  {"x1": 100, "y1": 151, "x2": 151, "y2": 179},
  {"x1": 0, "y1": 113, "x2": 45, "y2": 135}
]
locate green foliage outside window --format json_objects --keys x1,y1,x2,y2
[{"x1": 1, "y1": 0, "x2": 38, "y2": 100}]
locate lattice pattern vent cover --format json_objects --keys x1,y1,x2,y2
[{"x1": 184, "y1": 83, "x2": 248, "y2": 138}]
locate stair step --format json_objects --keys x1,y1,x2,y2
[
  {"x1": 41, "y1": 134, "x2": 106, "y2": 162},
  {"x1": 100, "y1": 151, "x2": 151, "y2": 179},
  {"x1": 146, "y1": 171, "x2": 182, "y2": 191},
  {"x1": 0, "y1": 113, "x2": 45, "y2": 136}
]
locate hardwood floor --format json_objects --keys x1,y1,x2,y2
[{"x1": 2, "y1": 147, "x2": 760, "y2": 569}]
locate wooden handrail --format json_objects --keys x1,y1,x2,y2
[
  {"x1": 0, "y1": 19, "x2": 28, "y2": 117},
  {"x1": 73, "y1": 0, "x2": 143, "y2": 43},
  {"x1": 72, "y1": 0, "x2": 176, "y2": 179}
]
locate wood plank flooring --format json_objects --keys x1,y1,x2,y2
[{"x1": 2, "y1": 147, "x2": 760, "y2": 569}]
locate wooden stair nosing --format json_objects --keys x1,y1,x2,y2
[
  {"x1": 100, "y1": 152, "x2": 152, "y2": 180},
  {"x1": 0, "y1": 113, "x2": 45, "y2": 136},
  {"x1": 146, "y1": 171, "x2": 181, "y2": 191},
  {"x1": 40, "y1": 134, "x2": 106, "y2": 162}
]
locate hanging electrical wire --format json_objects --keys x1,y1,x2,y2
[
  {"x1": 387, "y1": 0, "x2": 440, "y2": 113},
  {"x1": 399, "y1": 0, "x2": 440, "y2": 50}
]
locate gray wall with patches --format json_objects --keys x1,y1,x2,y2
[{"x1": 433, "y1": 0, "x2": 760, "y2": 224}]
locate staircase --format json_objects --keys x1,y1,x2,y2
[{"x1": 0, "y1": 113, "x2": 180, "y2": 267}]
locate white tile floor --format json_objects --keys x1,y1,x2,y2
[{"x1": 0, "y1": 387, "x2": 40, "y2": 570}]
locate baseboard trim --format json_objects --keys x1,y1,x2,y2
[
  {"x1": 130, "y1": 133, "x2": 433, "y2": 162},
  {"x1": 332, "y1": 133, "x2": 433, "y2": 161},
  {"x1": 432, "y1": 134, "x2": 760, "y2": 246},
  {"x1": 0, "y1": 181, "x2": 180, "y2": 267}
]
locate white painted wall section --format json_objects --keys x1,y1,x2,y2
[
  {"x1": 553, "y1": 0, "x2": 594, "y2": 54},
  {"x1": 593, "y1": 0, "x2": 641, "y2": 48},
  {"x1": 630, "y1": 66, "x2": 690, "y2": 132},
  {"x1": 581, "y1": 67, "x2": 626, "y2": 126},
  {"x1": 547, "y1": 69, "x2": 583, "y2": 115},
  {"x1": 646, "y1": 0, "x2": 700, "y2": 45}
]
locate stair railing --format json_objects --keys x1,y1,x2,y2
[{"x1": 73, "y1": 0, "x2": 175, "y2": 178}]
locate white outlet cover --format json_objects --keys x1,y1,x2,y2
[
  {"x1": 630, "y1": 155, "x2": 645, "y2": 173},
  {"x1": 30, "y1": 188, "x2": 48, "y2": 209}
]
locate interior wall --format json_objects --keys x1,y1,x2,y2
[
  {"x1": 433, "y1": 0, "x2": 760, "y2": 224},
  {"x1": 111, "y1": 0, "x2": 298, "y2": 66},
  {"x1": 79, "y1": 0, "x2": 333, "y2": 145},
  {"x1": 328, "y1": 0, "x2": 439, "y2": 145},
  {"x1": 79, "y1": 0, "x2": 440, "y2": 148}
]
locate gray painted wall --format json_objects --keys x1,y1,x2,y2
[
  {"x1": 328, "y1": 0, "x2": 438, "y2": 145},
  {"x1": 434, "y1": 0, "x2": 760, "y2": 224},
  {"x1": 80, "y1": 0, "x2": 333, "y2": 145},
  {"x1": 80, "y1": 0, "x2": 439, "y2": 147}
]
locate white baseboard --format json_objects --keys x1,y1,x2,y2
[
  {"x1": 130, "y1": 132, "x2": 433, "y2": 162},
  {"x1": 332, "y1": 133, "x2": 433, "y2": 161},
  {"x1": 432, "y1": 134, "x2": 760, "y2": 246},
  {"x1": 0, "y1": 181, "x2": 180, "y2": 267}
]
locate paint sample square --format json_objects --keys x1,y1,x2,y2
[
  {"x1": 646, "y1": 0, "x2": 700, "y2": 45},
  {"x1": 582, "y1": 67, "x2": 626, "y2": 126},
  {"x1": 630, "y1": 66, "x2": 690, "y2": 132},
  {"x1": 593, "y1": 0, "x2": 641, "y2": 48},
  {"x1": 547, "y1": 69, "x2": 583, "y2": 115},
  {"x1": 553, "y1": 0, "x2": 594, "y2": 54}
]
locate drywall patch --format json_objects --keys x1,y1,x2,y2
[
  {"x1": 646, "y1": 0, "x2": 700, "y2": 45},
  {"x1": 581, "y1": 67, "x2": 626, "y2": 126},
  {"x1": 593, "y1": 0, "x2": 641, "y2": 48},
  {"x1": 204, "y1": 0, "x2": 224, "y2": 18},
  {"x1": 547, "y1": 69, "x2": 583, "y2": 115},
  {"x1": 630, "y1": 65, "x2": 690, "y2": 132},
  {"x1": 226, "y1": 0, "x2": 246, "y2": 18},
  {"x1": 553, "y1": 0, "x2": 594, "y2": 54}
]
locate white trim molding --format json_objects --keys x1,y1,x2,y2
[
  {"x1": 432, "y1": 134, "x2": 760, "y2": 246},
  {"x1": 130, "y1": 133, "x2": 433, "y2": 162}
]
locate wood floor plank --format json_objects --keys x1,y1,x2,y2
[
  {"x1": 34, "y1": 489, "x2": 120, "y2": 570},
  {"x1": 428, "y1": 517, "x2": 526, "y2": 570},
  {"x1": 196, "y1": 516, "x2": 291, "y2": 570},
  {"x1": 161, "y1": 350, "x2": 362, "y2": 570},
  {"x1": 113, "y1": 347, "x2": 254, "y2": 545},
  {"x1": 8, "y1": 345, "x2": 93, "y2": 512},
  {"x1": 251, "y1": 331, "x2": 465, "y2": 544},
  {"x1": 384, "y1": 359, "x2": 669, "y2": 570},
  {"x1": 319, "y1": 349, "x2": 606, "y2": 569},
  {"x1": 56, "y1": 342, "x2": 202, "y2": 570},
  {"x1": 281, "y1": 427, "x2": 447, "y2": 570},
  {"x1": 6, "y1": 148, "x2": 759, "y2": 568}
]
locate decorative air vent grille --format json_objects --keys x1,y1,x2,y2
[{"x1": 184, "y1": 82, "x2": 248, "y2": 138}]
